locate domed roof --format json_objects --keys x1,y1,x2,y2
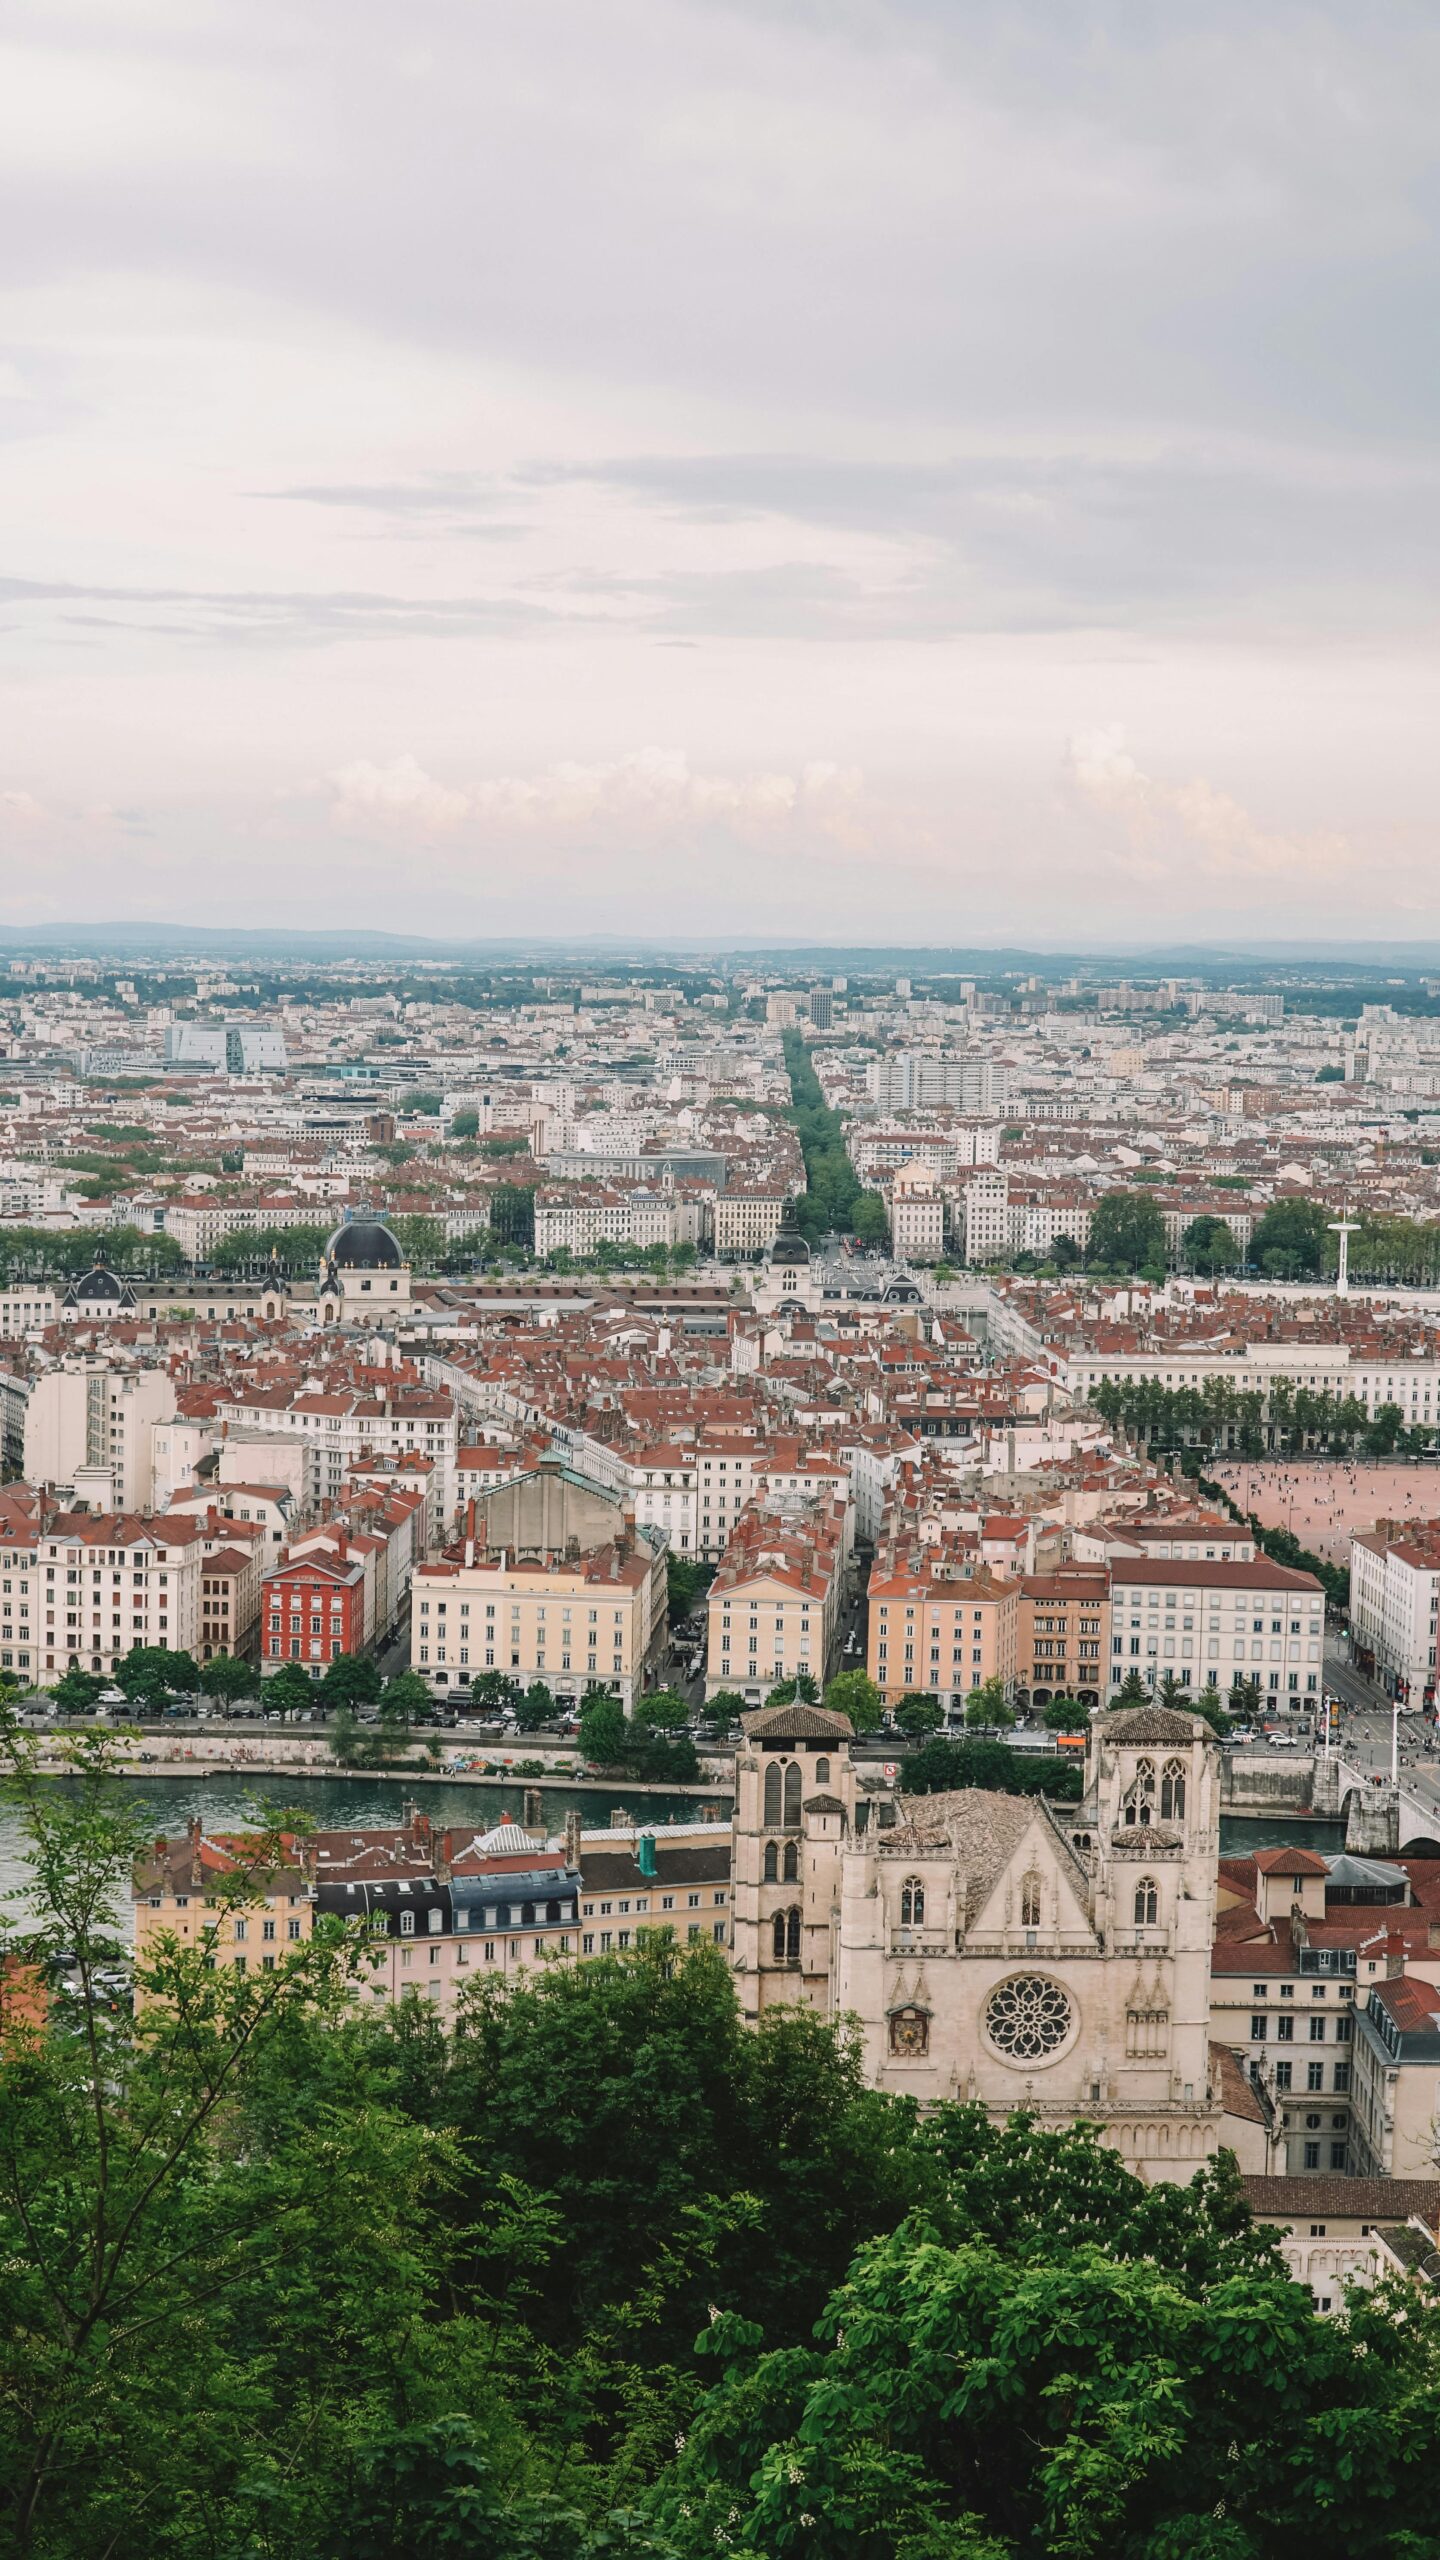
[
  {"x1": 768, "y1": 1221, "x2": 811, "y2": 1267},
  {"x1": 324, "y1": 1214, "x2": 403, "y2": 1270}
]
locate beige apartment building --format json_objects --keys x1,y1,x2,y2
[
  {"x1": 867, "y1": 1559, "x2": 1016, "y2": 1705},
  {"x1": 411, "y1": 1463, "x2": 667, "y2": 1707},
  {"x1": 705, "y1": 1499, "x2": 847, "y2": 1704},
  {"x1": 1109, "y1": 1557, "x2": 1326, "y2": 1704},
  {"x1": 35, "y1": 1511, "x2": 208, "y2": 1682},
  {"x1": 713, "y1": 1190, "x2": 787, "y2": 1258},
  {"x1": 23, "y1": 1360, "x2": 177, "y2": 1511}
]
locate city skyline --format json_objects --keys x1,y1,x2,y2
[{"x1": 4, "y1": 0, "x2": 1440, "y2": 939}]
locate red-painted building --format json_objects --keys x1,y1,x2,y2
[{"x1": 262, "y1": 1547, "x2": 366, "y2": 1670}]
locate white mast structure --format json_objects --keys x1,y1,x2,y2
[{"x1": 1328, "y1": 1207, "x2": 1360, "y2": 1297}]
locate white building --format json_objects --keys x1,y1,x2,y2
[
  {"x1": 22, "y1": 1361, "x2": 178, "y2": 1511},
  {"x1": 1350, "y1": 1522, "x2": 1440, "y2": 1703}
]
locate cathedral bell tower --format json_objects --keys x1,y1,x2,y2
[{"x1": 730, "y1": 1702, "x2": 856, "y2": 2024}]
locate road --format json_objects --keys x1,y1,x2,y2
[{"x1": 1322, "y1": 1640, "x2": 1440, "y2": 1820}]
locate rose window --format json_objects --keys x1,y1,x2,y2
[{"x1": 985, "y1": 1974, "x2": 1072, "y2": 2061}]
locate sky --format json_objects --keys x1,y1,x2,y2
[{"x1": 2, "y1": 0, "x2": 1439, "y2": 945}]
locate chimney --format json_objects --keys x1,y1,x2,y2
[
  {"x1": 564, "y1": 1808, "x2": 582, "y2": 1869},
  {"x1": 523, "y1": 1787, "x2": 543, "y2": 1833},
  {"x1": 437, "y1": 1829, "x2": 453, "y2": 1881}
]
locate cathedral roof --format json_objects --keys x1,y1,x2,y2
[
  {"x1": 887, "y1": 1787, "x2": 1088, "y2": 1928},
  {"x1": 1101, "y1": 1705, "x2": 1205, "y2": 1744},
  {"x1": 743, "y1": 1702, "x2": 853, "y2": 1741}
]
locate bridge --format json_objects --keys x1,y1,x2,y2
[{"x1": 1222, "y1": 1751, "x2": 1440, "y2": 1858}]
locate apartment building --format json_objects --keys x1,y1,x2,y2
[
  {"x1": 867, "y1": 1054, "x2": 1011, "y2": 1111},
  {"x1": 1209, "y1": 1853, "x2": 1357, "y2": 2174},
  {"x1": 867, "y1": 1557, "x2": 1016, "y2": 1705},
  {"x1": 1013, "y1": 1569, "x2": 1110, "y2": 1703},
  {"x1": 705, "y1": 1499, "x2": 847, "y2": 1703},
  {"x1": 34, "y1": 1511, "x2": 207, "y2": 1682},
  {"x1": 134, "y1": 1822, "x2": 312, "y2": 1985},
  {"x1": 411, "y1": 1466, "x2": 667, "y2": 1706},
  {"x1": 23, "y1": 1360, "x2": 178, "y2": 1511},
  {"x1": 1350, "y1": 1521, "x2": 1440, "y2": 1703},
  {"x1": 1109, "y1": 1558, "x2": 1326, "y2": 1701},
  {"x1": 532, "y1": 1185, "x2": 682, "y2": 1255},
  {"x1": 713, "y1": 1189, "x2": 787, "y2": 1258},
  {"x1": 262, "y1": 1546, "x2": 368, "y2": 1672},
  {"x1": 1351, "y1": 1975, "x2": 1440, "y2": 2176},
  {"x1": 216, "y1": 1382, "x2": 458, "y2": 1514},
  {"x1": 887, "y1": 1172, "x2": 946, "y2": 1266}
]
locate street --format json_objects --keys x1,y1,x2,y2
[{"x1": 1322, "y1": 1639, "x2": 1440, "y2": 1819}]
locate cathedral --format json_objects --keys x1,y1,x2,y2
[{"x1": 731, "y1": 1698, "x2": 1261, "y2": 2181}]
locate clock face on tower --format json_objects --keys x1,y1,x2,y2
[{"x1": 888, "y1": 2004, "x2": 929, "y2": 2057}]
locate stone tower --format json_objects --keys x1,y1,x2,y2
[{"x1": 730, "y1": 1701, "x2": 857, "y2": 2024}]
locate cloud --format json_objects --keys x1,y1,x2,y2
[
  {"x1": 325, "y1": 746, "x2": 873, "y2": 847},
  {"x1": 1065, "y1": 726, "x2": 1353, "y2": 881}
]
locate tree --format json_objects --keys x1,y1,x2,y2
[
  {"x1": 51, "y1": 1669, "x2": 107, "y2": 1716},
  {"x1": 964, "y1": 1677, "x2": 1013, "y2": 1732},
  {"x1": 449, "y1": 1108, "x2": 480, "y2": 1138},
  {"x1": 701, "y1": 1688, "x2": 747, "y2": 1730},
  {"x1": 470, "y1": 1670, "x2": 524, "y2": 1712},
  {"x1": 893, "y1": 1690, "x2": 943, "y2": 1741},
  {"x1": 1042, "y1": 1695, "x2": 1083, "y2": 1732},
  {"x1": 262, "y1": 1661, "x2": 316, "y2": 1716},
  {"x1": 520, "y1": 1679, "x2": 555, "y2": 1726},
  {"x1": 1050, "y1": 1233, "x2": 1080, "y2": 1270},
  {"x1": 903, "y1": 1735, "x2": 1013, "y2": 1794},
  {"x1": 632, "y1": 1687, "x2": 690, "y2": 1733},
  {"x1": 1111, "y1": 1667, "x2": 1150, "y2": 1705},
  {"x1": 1315, "y1": 1062, "x2": 1345, "y2": 1082},
  {"x1": 1181, "y1": 1213, "x2": 1239, "y2": 1275},
  {"x1": 824, "y1": 1668, "x2": 885, "y2": 1733},
  {"x1": 578, "y1": 1693, "x2": 629, "y2": 1767},
  {"x1": 1192, "y1": 1682, "x2": 1232, "y2": 1737},
  {"x1": 1156, "y1": 1671, "x2": 1190, "y2": 1712},
  {"x1": 666, "y1": 1552, "x2": 713, "y2": 1621},
  {"x1": 765, "y1": 1673, "x2": 820, "y2": 1706},
  {"x1": 380, "y1": 1671, "x2": 432, "y2": 1732},
  {"x1": 114, "y1": 1646, "x2": 201, "y2": 1712},
  {"x1": 851, "y1": 1191, "x2": 889, "y2": 1248},
  {"x1": 1250, "y1": 1195, "x2": 1328, "y2": 1278},
  {"x1": 405, "y1": 1090, "x2": 443, "y2": 1116},
  {"x1": 197, "y1": 1654, "x2": 256, "y2": 1708},
  {"x1": 321, "y1": 1652, "x2": 383, "y2": 1710},
  {"x1": 1086, "y1": 1189, "x2": 1167, "y2": 1272}
]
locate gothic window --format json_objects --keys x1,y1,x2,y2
[
  {"x1": 786, "y1": 1905, "x2": 801, "y2": 1962},
  {"x1": 900, "y1": 1876, "x2": 925, "y2": 1926},
  {"x1": 985, "y1": 1974, "x2": 1073, "y2": 2062},
  {"x1": 1020, "y1": 1873, "x2": 1042, "y2": 1928},
  {"x1": 763, "y1": 1842, "x2": 778, "y2": 1882},
  {"x1": 783, "y1": 1760, "x2": 802, "y2": 1828},
  {"x1": 815, "y1": 1757, "x2": 830, "y2": 1784},
  {"x1": 782, "y1": 1839, "x2": 799, "y2": 1883},
  {"x1": 763, "y1": 1763, "x2": 781, "y2": 1827},
  {"x1": 1134, "y1": 1877, "x2": 1158, "y2": 1926},
  {"x1": 1160, "y1": 1759, "x2": 1186, "y2": 1822},
  {"x1": 889, "y1": 2004, "x2": 929, "y2": 2057},
  {"x1": 772, "y1": 1910, "x2": 786, "y2": 1961},
  {"x1": 1122, "y1": 1758, "x2": 1156, "y2": 1827}
]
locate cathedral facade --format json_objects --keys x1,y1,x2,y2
[{"x1": 731, "y1": 1699, "x2": 1252, "y2": 2181}]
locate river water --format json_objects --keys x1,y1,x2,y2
[{"x1": 0, "y1": 1775, "x2": 1338, "y2": 1935}]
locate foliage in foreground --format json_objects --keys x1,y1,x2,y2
[{"x1": 2, "y1": 1716, "x2": 1440, "y2": 2558}]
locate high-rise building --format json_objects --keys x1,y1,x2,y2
[{"x1": 808, "y1": 988, "x2": 833, "y2": 1029}]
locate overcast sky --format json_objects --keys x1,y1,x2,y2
[{"x1": 3, "y1": 0, "x2": 1438, "y2": 944}]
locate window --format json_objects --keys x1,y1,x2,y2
[
  {"x1": 1122, "y1": 1758, "x2": 1156, "y2": 1826},
  {"x1": 815, "y1": 1757, "x2": 830, "y2": 1784},
  {"x1": 782, "y1": 1839, "x2": 799, "y2": 1883},
  {"x1": 1307, "y1": 2062, "x2": 1325, "y2": 2091},
  {"x1": 1275, "y1": 2061, "x2": 1292, "y2": 2090},
  {"x1": 1133, "y1": 1877, "x2": 1158, "y2": 1927},
  {"x1": 1303, "y1": 2142, "x2": 1320, "y2": 2169},
  {"x1": 1309, "y1": 2016, "x2": 1326, "y2": 2042},
  {"x1": 900, "y1": 1876, "x2": 925, "y2": 1926},
  {"x1": 763, "y1": 1762, "x2": 781, "y2": 1826},
  {"x1": 1160, "y1": 1759, "x2": 1186, "y2": 1822},
  {"x1": 763, "y1": 1841, "x2": 778, "y2": 1882},
  {"x1": 783, "y1": 1760, "x2": 801, "y2": 1828}
]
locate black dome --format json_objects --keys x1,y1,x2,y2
[
  {"x1": 769, "y1": 1226, "x2": 811, "y2": 1266},
  {"x1": 325, "y1": 1216, "x2": 403, "y2": 1269}
]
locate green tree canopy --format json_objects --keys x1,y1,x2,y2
[
  {"x1": 893, "y1": 1690, "x2": 944, "y2": 1740},
  {"x1": 114, "y1": 1645, "x2": 200, "y2": 1711},
  {"x1": 1250, "y1": 1194, "x2": 1329, "y2": 1277},
  {"x1": 321, "y1": 1652, "x2": 384, "y2": 1709},
  {"x1": 1086, "y1": 1188, "x2": 1167, "y2": 1271},
  {"x1": 197, "y1": 1654, "x2": 256, "y2": 1707},
  {"x1": 824, "y1": 1668, "x2": 885, "y2": 1733}
]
